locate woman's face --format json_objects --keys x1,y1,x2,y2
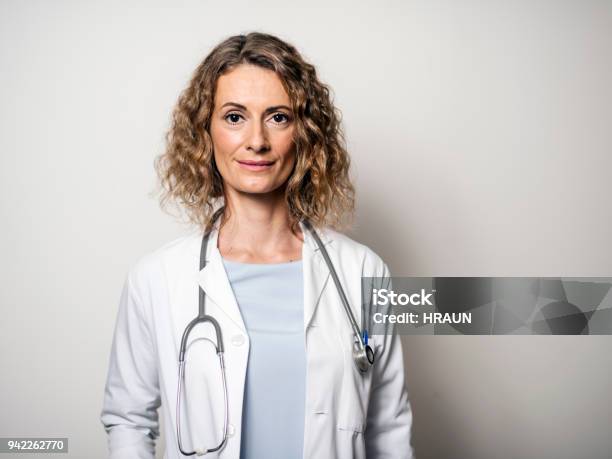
[{"x1": 209, "y1": 64, "x2": 296, "y2": 197}]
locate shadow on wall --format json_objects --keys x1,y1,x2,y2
[
  {"x1": 352, "y1": 172, "x2": 486, "y2": 458},
  {"x1": 350, "y1": 160, "x2": 472, "y2": 278}
]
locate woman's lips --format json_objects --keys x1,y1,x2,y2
[{"x1": 236, "y1": 159, "x2": 275, "y2": 171}]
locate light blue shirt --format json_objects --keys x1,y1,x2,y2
[{"x1": 222, "y1": 258, "x2": 305, "y2": 459}]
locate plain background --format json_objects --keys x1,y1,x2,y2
[{"x1": 1, "y1": 1, "x2": 611, "y2": 458}]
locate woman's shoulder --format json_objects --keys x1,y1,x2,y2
[
  {"x1": 320, "y1": 226, "x2": 391, "y2": 277},
  {"x1": 126, "y1": 230, "x2": 202, "y2": 286}
]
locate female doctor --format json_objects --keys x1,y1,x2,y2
[{"x1": 100, "y1": 32, "x2": 414, "y2": 459}]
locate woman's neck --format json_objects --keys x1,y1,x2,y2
[{"x1": 217, "y1": 188, "x2": 304, "y2": 264}]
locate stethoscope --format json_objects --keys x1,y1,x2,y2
[{"x1": 176, "y1": 218, "x2": 375, "y2": 456}]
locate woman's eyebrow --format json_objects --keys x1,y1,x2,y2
[{"x1": 220, "y1": 102, "x2": 292, "y2": 114}]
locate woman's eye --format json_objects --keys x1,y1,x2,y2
[
  {"x1": 224, "y1": 112, "x2": 290, "y2": 126},
  {"x1": 271, "y1": 113, "x2": 290, "y2": 124},
  {"x1": 225, "y1": 113, "x2": 243, "y2": 125}
]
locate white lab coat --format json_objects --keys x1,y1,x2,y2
[{"x1": 100, "y1": 221, "x2": 415, "y2": 459}]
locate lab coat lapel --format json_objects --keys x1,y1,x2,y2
[
  {"x1": 195, "y1": 219, "x2": 333, "y2": 334},
  {"x1": 301, "y1": 221, "x2": 333, "y2": 331},
  {"x1": 195, "y1": 225, "x2": 247, "y2": 334}
]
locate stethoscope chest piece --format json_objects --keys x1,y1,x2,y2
[
  {"x1": 303, "y1": 219, "x2": 376, "y2": 374},
  {"x1": 175, "y1": 219, "x2": 377, "y2": 455},
  {"x1": 354, "y1": 343, "x2": 375, "y2": 373}
]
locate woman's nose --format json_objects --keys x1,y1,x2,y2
[{"x1": 247, "y1": 120, "x2": 270, "y2": 153}]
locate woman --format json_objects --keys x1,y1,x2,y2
[{"x1": 101, "y1": 32, "x2": 414, "y2": 459}]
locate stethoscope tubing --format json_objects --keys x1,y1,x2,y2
[
  {"x1": 176, "y1": 218, "x2": 374, "y2": 456},
  {"x1": 302, "y1": 220, "x2": 365, "y2": 346}
]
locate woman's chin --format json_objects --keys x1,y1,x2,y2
[{"x1": 234, "y1": 183, "x2": 284, "y2": 196}]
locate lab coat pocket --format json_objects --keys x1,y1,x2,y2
[{"x1": 336, "y1": 332, "x2": 372, "y2": 434}]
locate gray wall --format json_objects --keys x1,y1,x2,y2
[{"x1": 1, "y1": 1, "x2": 610, "y2": 458}]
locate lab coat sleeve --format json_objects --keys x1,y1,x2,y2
[
  {"x1": 364, "y1": 261, "x2": 415, "y2": 459},
  {"x1": 100, "y1": 269, "x2": 161, "y2": 459}
]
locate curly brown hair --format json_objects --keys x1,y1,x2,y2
[{"x1": 153, "y1": 32, "x2": 355, "y2": 234}]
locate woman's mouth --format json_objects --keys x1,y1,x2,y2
[{"x1": 236, "y1": 159, "x2": 275, "y2": 171}]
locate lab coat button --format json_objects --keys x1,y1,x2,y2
[
  {"x1": 227, "y1": 423, "x2": 235, "y2": 437},
  {"x1": 231, "y1": 334, "x2": 245, "y2": 346}
]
